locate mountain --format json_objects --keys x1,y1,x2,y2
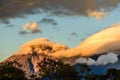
[
  {"x1": 1, "y1": 24, "x2": 120, "y2": 79},
  {"x1": 2, "y1": 38, "x2": 68, "y2": 79}
]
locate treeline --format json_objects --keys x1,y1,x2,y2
[{"x1": 0, "y1": 60, "x2": 120, "y2": 80}]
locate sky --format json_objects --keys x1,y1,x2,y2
[{"x1": 0, "y1": 0, "x2": 120, "y2": 61}]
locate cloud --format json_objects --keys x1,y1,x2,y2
[
  {"x1": 0, "y1": 0, "x2": 120, "y2": 22},
  {"x1": 5, "y1": 24, "x2": 14, "y2": 28},
  {"x1": 19, "y1": 31, "x2": 28, "y2": 35},
  {"x1": 51, "y1": 23, "x2": 120, "y2": 59},
  {"x1": 40, "y1": 18, "x2": 57, "y2": 25},
  {"x1": 14, "y1": 38, "x2": 68, "y2": 55},
  {"x1": 88, "y1": 10, "x2": 108, "y2": 20},
  {"x1": 2, "y1": 21, "x2": 10, "y2": 24},
  {"x1": 75, "y1": 58, "x2": 96, "y2": 65},
  {"x1": 96, "y1": 52, "x2": 118, "y2": 65},
  {"x1": 75, "y1": 52, "x2": 118, "y2": 65},
  {"x1": 23, "y1": 22, "x2": 40, "y2": 33},
  {"x1": 70, "y1": 32, "x2": 78, "y2": 37},
  {"x1": 19, "y1": 22, "x2": 41, "y2": 35}
]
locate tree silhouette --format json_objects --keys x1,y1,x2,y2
[
  {"x1": 0, "y1": 62, "x2": 27, "y2": 80},
  {"x1": 37, "y1": 57, "x2": 79, "y2": 80},
  {"x1": 103, "y1": 68, "x2": 120, "y2": 80},
  {"x1": 1, "y1": 57, "x2": 120, "y2": 80}
]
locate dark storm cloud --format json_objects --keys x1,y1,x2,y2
[
  {"x1": 0, "y1": 0, "x2": 120, "y2": 22},
  {"x1": 40, "y1": 18, "x2": 57, "y2": 26}
]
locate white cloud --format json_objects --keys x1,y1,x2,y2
[
  {"x1": 75, "y1": 52, "x2": 118, "y2": 65},
  {"x1": 20, "y1": 22, "x2": 41, "y2": 35},
  {"x1": 23, "y1": 22, "x2": 40, "y2": 33},
  {"x1": 96, "y1": 52, "x2": 118, "y2": 65},
  {"x1": 75, "y1": 58, "x2": 95, "y2": 65}
]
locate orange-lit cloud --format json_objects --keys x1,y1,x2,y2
[
  {"x1": 88, "y1": 10, "x2": 108, "y2": 20},
  {"x1": 52, "y1": 23, "x2": 120, "y2": 58},
  {"x1": 14, "y1": 38, "x2": 68, "y2": 55}
]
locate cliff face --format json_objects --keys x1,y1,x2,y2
[
  {"x1": 4, "y1": 52, "x2": 59, "y2": 79},
  {"x1": 4, "y1": 53, "x2": 39, "y2": 76}
]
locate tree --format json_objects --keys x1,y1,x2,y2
[
  {"x1": 0, "y1": 62, "x2": 27, "y2": 80},
  {"x1": 55, "y1": 64, "x2": 79, "y2": 80},
  {"x1": 37, "y1": 56, "x2": 79, "y2": 80},
  {"x1": 84, "y1": 68, "x2": 120, "y2": 80},
  {"x1": 103, "y1": 68, "x2": 120, "y2": 80}
]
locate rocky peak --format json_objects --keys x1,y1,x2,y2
[{"x1": 3, "y1": 50, "x2": 60, "y2": 79}]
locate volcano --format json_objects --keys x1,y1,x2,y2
[
  {"x1": 2, "y1": 38, "x2": 68, "y2": 79},
  {"x1": 1, "y1": 24, "x2": 120, "y2": 79}
]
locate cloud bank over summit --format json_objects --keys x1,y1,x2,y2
[
  {"x1": 52, "y1": 23, "x2": 120, "y2": 58},
  {"x1": 14, "y1": 38, "x2": 68, "y2": 55},
  {"x1": 0, "y1": 0, "x2": 120, "y2": 22}
]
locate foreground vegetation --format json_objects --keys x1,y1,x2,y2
[
  {"x1": 0, "y1": 60, "x2": 120, "y2": 80},
  {"x1": 0, "y1": 62, "x2": 27, "y2": 80}
]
